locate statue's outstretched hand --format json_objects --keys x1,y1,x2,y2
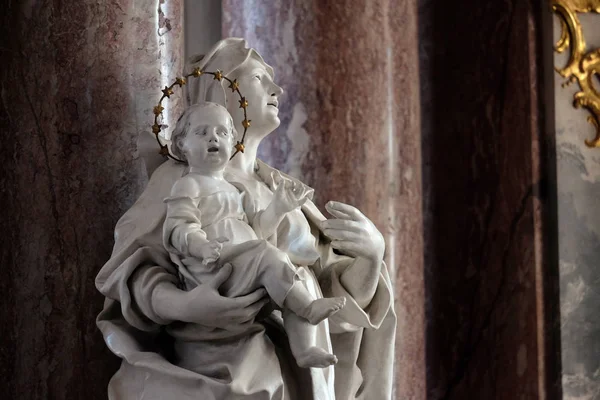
[
  {"x1": 321, "y1": 201, "x2": 385, "y2": 263},
  {"x1": 179, "y1": 263, "x2": 269, "y2": 328},
  {"x1": 271, "y1": 171, "x2": 311, "y2": 214}
]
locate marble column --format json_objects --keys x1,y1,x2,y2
[
  {"x1": 222, "y1": 1, "x2": 425, "y2": 398},
  {"x1": 421, "y1": 0, "x2": 560, "y2": 399},
  {"x1": 0, "y1": 1, "x2": 183, "y2": 398},
  {"x1": 552, "y1": 11, "x2": 600, "y2": 400}
]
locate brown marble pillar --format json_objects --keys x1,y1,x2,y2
[
  {"x1": 421, "y1": 0, "x2": 560, "y2": 399},
  {"x1": 0, "y1": 1, "x2": 183, "y2": 398},
  {"x1": 223, "y1": 1, "x2": 425, "y2": 399}
]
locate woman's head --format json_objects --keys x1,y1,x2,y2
[
  {"x1": 171, "y1": 102, "x2": 236, "y2": 170},
  {"x1": 186, "y1": 38, "x2": 284, "y2": 140}
]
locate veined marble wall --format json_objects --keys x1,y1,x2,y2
[
  {"x1": 554, "y1": 12, "x2": 600, "y2": 400},
  {"x1": 221, "y1": 1, "x2": 425, "y2": 398},
  {"x1": 0, "y1": 1, "x2": 184, "y2": 398}
]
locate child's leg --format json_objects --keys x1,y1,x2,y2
[
  {"x1": 283, "y1": 281, "x2": 346, "y2": 325},
  {"x1": 254, "y1": 243, "x2": 346, "y2": 324},
  {"x1": 283, "y1": 309, "x2": 338, "y2": 369}
]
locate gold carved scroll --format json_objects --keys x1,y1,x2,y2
[{"x1": 551, "y1": 0, "x2": 600, "y2": 147}]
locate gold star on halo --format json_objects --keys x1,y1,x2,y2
[
  {"x1": 239, "y1": 97, "x2": 248, "y2": 109},
  {"x1": 234, "y1": 142, "x2": 245, "y2": 153},
  {"x1": 228, "y1": 79, "x2": 240, "y2": 92},
  {"x1": 192, "y1": 67, "x2": 204, "y2": 77},
  {"x1": 159, "y1": 145, "x2": 169, "y2": 156},
  {"x1": 242, "y1": 119, "x2": 251, "y2": 129},
  {"x1": 153, "y1": 105, "x2": 164, "y2": 115},
  {"x1": 175, "y1": 77, "x2": 186, "y2": 86},
  {"x1": 213, "y1": 70, "x2": 223, "y2": 81},
  {"x1": 152, "y1": 124, "x2": 161, "y2": 134},
  {"x1": 162, "y1": 86, "x2": 174, "y2": 98}
]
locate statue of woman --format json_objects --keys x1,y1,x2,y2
[{"x1": 96, "y1": 38, "x2": 396, "y2": 400}]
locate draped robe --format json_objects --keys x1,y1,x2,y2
[{"x1": 96, "y1": 159, "x2": 396, "y2": 400}]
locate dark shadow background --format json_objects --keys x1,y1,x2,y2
[{"x1": 419, "y1": 0, "x2": 562, "y2": 398}]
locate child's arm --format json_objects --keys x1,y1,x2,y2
[
  {"x1": 164, "y1": 176, "x2": 227, "y2": 264},
  {"x1": 254, "y1": 172, "x2": 312, "y2": 239}
]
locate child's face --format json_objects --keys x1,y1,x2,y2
[{"x1": 181, "y1": 107, "x2": 235, "y2": 170}]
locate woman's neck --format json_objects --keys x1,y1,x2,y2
[{"x1": 227, "y1": 134, "x2": 262, "y2": 176}]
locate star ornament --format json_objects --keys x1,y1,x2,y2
[
  {"x1": 175, "y1": 77, "x2": 186, "y2": 86},
  {"x1": 242, "y1": 119, "x2": 251, "y2": 129},
  {"x1": 228, "y1": 79, "x2": 240, "y2": 92},
  {"x1": 152, "y1": 124, "x2": 161, "y2": 134},
  {"x1": 153, "y1": 105, "x2": 164, "y2": 115},
  {"x1": 159, "y1": 145, "x2": 169, "y2": 156},
  {"x1": 213, "y1": 70, "x2": 223, "y2": 81},
  {"x1": 192, "y1": 67, "x2": 204, "y2": 77},
  {"x1": 239, "y1": 97, "x2": 249, "y2": 109},
  {"x1": 234, "y1": 142, "x2": 245, "y2": 153},
  {"x1": 162, "y1": 86, "x2": 174, "y2": 98}
]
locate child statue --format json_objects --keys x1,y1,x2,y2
[{"x1": 162, "y1": 101, "x2": 346, "y2": 368}]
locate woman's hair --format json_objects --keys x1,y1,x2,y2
[{"x1": 170, "y1": 102, "x2": 236, "y2": 162}]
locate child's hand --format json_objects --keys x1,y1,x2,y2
[
  {"x1": 271, "y1": 171, "x2": 311, "y2": 214},
  {"x1": 189, "y1": 236, "x2": 229, "y2": 265}
]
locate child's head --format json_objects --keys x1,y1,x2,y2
[{"x1": 171, "y1": 102, "x2": 237, "y2": 169}]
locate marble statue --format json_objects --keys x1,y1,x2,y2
[
  {"x1": 95, "y1": 38, "x2": 396, "y2": 400},
  {"x1": 164, "y1": 101, "x2": 345, "y2": 369}
]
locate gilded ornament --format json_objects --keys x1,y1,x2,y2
[
  {"x1": 229, "y1": 79, "x2": 240, "y2": 92},
  {"x1": 552, "y1": 0, "x2": 600, "y2": 147},
  {"x1": 162, "y1": 86, "x2": 174, "y2": 98},
  {"x1": 558, "y1": 0, "x2": 600, "y2": 12},
  {"x1": 153, "y1": 105, "x2": 164, "y2": 115},
  {"x1": 151, "y1": 69, "x2": 252, "y2": 162},
  {"x1": 235, "y1": 142, "x2": 245, "y2": 153},
  {"x1": 192, "y1": 67, "x2": 204, "y2": 77}
]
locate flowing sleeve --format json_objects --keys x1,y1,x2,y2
[
  {"x1": 302, "y1": 198, "x2": 397, "y2": 400},
  {"x1": 96, "y1": 161, "x2": 185, "y2": 334},
  {"x1": 233, "y1": 183, "x2": 278, "y2": 245},
  {"x1": 248, "y1": 209, "x2": 278, "y2": 243},
  {"x1": 162, "y1": 176, "x2": 207, "y2": 258}
]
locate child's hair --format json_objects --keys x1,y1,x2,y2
[{"x1": 170, "y1": 102, "x2": 237, "y2": 161}]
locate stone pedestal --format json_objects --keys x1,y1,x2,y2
[
  {"x1": 0, "y1": 1, "x2": 184, "y2": 398},
  {"x1": 223, "y1": 1, "x2": 426, "y2": 398}
]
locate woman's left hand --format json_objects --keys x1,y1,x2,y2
[{"x1": 320, "y1": 201, "x2": 385, "y2": 263}]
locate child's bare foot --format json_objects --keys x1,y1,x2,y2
[
  {"x1": 296, "y1": 347, "x2": 338, "y2": 368},
  {"x1": 304, "y1": 296, "x2": 346, "y2": 325}
]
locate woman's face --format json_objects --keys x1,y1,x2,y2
[{"x1": 226, "y1": 57, "x2": 283, "y2": 136}]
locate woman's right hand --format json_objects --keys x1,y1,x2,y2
[{"x1": 178, "y1": 263, "x2": 270, "y2": 329}]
